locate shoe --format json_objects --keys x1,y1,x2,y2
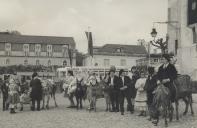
[
  {"x1": 121, "y1": 112, "x2": 124, "y2": 115},
  {"x1": 110, "y1": 110, "x2": 115, "y2": 112},
  {"x1": 138, "y1": 112, "x2": 144, "y2": 116},
  {"x1": 20, "y1": 107, "x2": 23, "y2": 111},
  {"x1": 10, "y1": 109, "x2": 16, "y2": 114}
]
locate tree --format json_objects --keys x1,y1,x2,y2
[{"x1": 150, "y1": 36, "x2": 169, "y2": 54}]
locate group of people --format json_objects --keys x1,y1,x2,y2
[
  {"x1": 0, "y1": 53, "x2": 178, "y2": 125},
  {"x1": 0, "y1": 72, "x2": 54, "y2": 114},
  {"x1": 62, "y1": 53, "x2": 178, "y2": 123}
]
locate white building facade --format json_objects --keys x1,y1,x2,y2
[
  {"x1": 84, "y1": 44, "x2": 147, "y2": 68},
  {"x1": 168, "y1": 0, "x2": 197, "y2": 79},
  {"x1": 0, "y1": 33, "x2": 76, "y2": 67}
]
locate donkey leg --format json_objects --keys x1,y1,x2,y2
[
  {"x1": 53, "y1": 93, "x2": 58, "y2": 107},
  {"x1": 175, "y1": 101, "x2": 179, "y2": 121},
  {"x1": 76, "y1": 97, "x2": 79, "y2": 110},
  {"x1": 165, "y1": 109, "x2": 168, "y2": 127},
  {"x1": 183, "y1": 98, "x2": 189, "y2": 115},
  {"x1": 94, "y1": 97, "x2": 96, "y2": 112},
  {"x1": 46, "y1": 95, "x2": 50, "y2": 109},
  {"x1": 42, "y1": 96, "x2": 45, "y2": 109},
  {"x1": 189, "y1": 95, "x2": 194, "y2": 115},
  {"x1": 169, "y1": 104, "x2": 174, "y2": 122},
  {"x1": 80, "y1": 97, "x2": 83, "y2": 109}
]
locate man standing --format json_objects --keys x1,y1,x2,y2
[
  {"x1": 1, "y1": 77, "x2": 9, "y2": 111},
  {"x1": 30, "y1": 72, "x2": 43, "y2": 111},
  {"x1": 118, "y1": 69, "x2": 132, "y2": 115},
  {"x1": 107, "y1": 69, "x2": 119, "y2": 112}
]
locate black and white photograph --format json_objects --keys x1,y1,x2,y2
[{"x1": 0, "y1": 0, "x2": 197, "y2": 127}]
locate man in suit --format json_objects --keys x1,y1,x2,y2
[
  {"x1": 30, "y1": 72, "x2": 43, "y2": 111},
  {"x1": 157, "y1": 54, "x2": 177, "y2": 102},
  {"x1": 118, "y1": 69, "x2": 132, "y2": 115},
  {"x1": 1, "y1": 76, "x2": 9, "y2": 111},
  {"x1": 107, "y1": 69, "x2": 119, "y2": 112}
]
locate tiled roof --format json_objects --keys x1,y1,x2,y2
[
  {"x1": 0, "y1": 33, "x2": 76, "y2": 48},
  {"x1": 93, "y1": 44, "x2": 147, "y2": 56}
]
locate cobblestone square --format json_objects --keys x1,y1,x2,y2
[{"x1": 0, "y1": 93, "x2": 197, "y2": 128}]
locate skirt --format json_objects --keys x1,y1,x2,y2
[{"x1": 8, "y1": 93, "x2": 20, "y2": 104}]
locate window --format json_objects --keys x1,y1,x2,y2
[
  {"x1": 35, "y1": 44, "x2": 41, "y2": 56},
  {"x1": 116, "y1": 48, "x2": 121, "y2": 52},
  {"x1": 24, "y1": 60, "x2": 28, "y2": 65},
  {"x1": 192, "y1": 27, "x2": 197, "y2": 43},
  {"x1": 5, "y1": 58, "x2": 10, "y2": 65},
  {"x1": 5, "y1": 43, "x2": 11, "y2": 50},
  {"x1": 5, "y1": 43, "x2": 11, "y2": 56},
  {"x1": 120, "y1": 59, "x2": 126, "y2": 66},
  {"x1": 48, "y1": 60, "x2": 51, "y2": 66},
  {"x1": 104, "y1": 59, "x2": 110, "y2": 66},
  {"x1": 154, "y1": 58, "x2": 158, "y2": 62},
  {"x1": 23, "y1": 44, "x2": 29, "y2": 56},
  {"x1": 47, "y1": 45, "x2": 53, "y2": 57},
  {"x1": 36, "y1": 60, "x2": 40, "y2": 65}
]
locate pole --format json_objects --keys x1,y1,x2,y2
[{"x1": 148, "y1": 41, "x2": 151, "y2": 67}]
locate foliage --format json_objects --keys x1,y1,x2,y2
[
  {"x1": 0, "y1": 65, "x2": 62, "y2": 74},
  {"x1": 150, "y1": 36, "x2": 169, "y2": 54}
]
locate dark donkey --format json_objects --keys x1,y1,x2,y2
[
  {"x1": 75, "y1": 78, "x2": 87, "y2": 109},
  {"x1": 173, "y1": 75, "x2": 194, "y2": 120},
  {"x1": 151, "y1": 83, "x2": 173, "y2": 127}
]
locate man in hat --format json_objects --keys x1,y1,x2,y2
[
  {"x1": 157, "y1": 54, "x2": 177, "y2": 102},
  {"x1": 30, "y1": 72, "x2": 43, "y2": 111},
  {"x1": 107, "y1": 68, "x2": 119, "y2": 112}
]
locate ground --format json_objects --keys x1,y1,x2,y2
[{"x1": 0, "y1": 94, "x2": 197, "y2": 128}]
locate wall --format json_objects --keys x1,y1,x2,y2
[
  {"x1": 0, "y1": 56, "x2": 76, "y2": 67},
  {"x1": 84, "y1": 55, "x2": 144, "y2": 67},
  {"x1": 168, "y1": 0, "x2": 197, "y2": 78}
]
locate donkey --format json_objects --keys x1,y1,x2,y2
[
  {"x1": 75, "y1": 78, "x2": 87, "y2": 109},
  {"x1": 151, "y1": 83, "x2": 174, "y2": 127},
  {"x1": 42, "y1": 79, "x2": 58, "y2": 110},
  {"x1": 173, "y1": 75, "x2": 194, "y2": 120}
]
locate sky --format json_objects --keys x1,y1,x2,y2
[{"x1": 0, "y1": 0, "x2": 168, "y2": 53}]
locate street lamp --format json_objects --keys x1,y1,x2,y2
[
  {"x1": 150, "y1": 21, "x2": 179, "y2": 55},
  {"x1": 150, "y1": 28, "x2": 157, "y2": 39}
]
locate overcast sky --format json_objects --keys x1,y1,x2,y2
[{"x1": 0, "y1": 0, "x2": 168, "y2": 53}]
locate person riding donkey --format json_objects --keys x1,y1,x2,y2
[
  {"x1": 63, "y1": 70, "x2": 77, "y2": 108},
  {"x1": 152, "y1": 53, "x2": 177, "y2": 125}
]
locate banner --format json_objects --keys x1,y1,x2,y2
[
  {"x1": 188, "y1": 0, "x2": 197, "y2": 25},
  {"x1": 85, "y1": 31, "x2": 93, "y2": 57},
  {"x1": 68, "y1": 49, "x2": 73, "y2": 67}
]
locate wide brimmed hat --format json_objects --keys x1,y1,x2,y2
[
  {"x1": 162, "y1": 54, "x2": 171, "y2": 62},
  {"x1": 119, "y1": 69, "x2": 125, "y2": 76},
  {"x1": 32, "y1": 72, "x2": 38, "y2": 78}
]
